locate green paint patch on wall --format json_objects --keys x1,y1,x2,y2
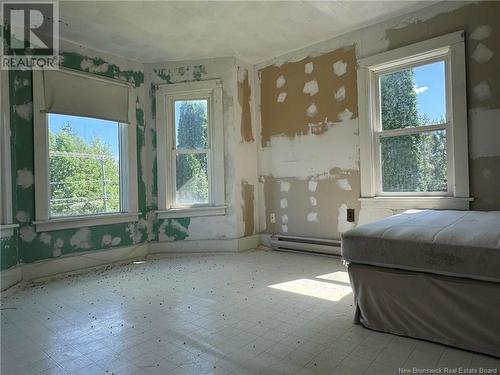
[
  {"x1": 157, "y1": 218, "x2": 190, "y2": 241},
  {"x1": 60, "y1": 52, "x2": 144, "y2": 87},
  {"x1": 7, "y1": 50, "x2": 150, "y2": 265},
  {"x1": 1, "y1": 234, "x2": 19, "y2": 270},
  {"x1": 154, "y1": 68, "x2": 172, "y2": 84},
  {"x1": 193, "y1": 65, "x2": 207, "y2": 81}
]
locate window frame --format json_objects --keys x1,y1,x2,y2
[
  {"x1": 0, "y1": 70, "x2": 18, "y2": 238},
  {"x1": 32, "y1": 68, "x2": 139, "y2": 232},
  {"x1": 357, "y1": 31, "x2": 472, "y2": 209},
  {"x1": 155, "y1": 79, "x2": 226, "y2": 219}
]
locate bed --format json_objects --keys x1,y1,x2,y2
[{"x1": 341, "y1": 210, "x2": 500, "y2": 358}]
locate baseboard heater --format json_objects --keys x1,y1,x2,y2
[{"x1": 269, "y1": 235, "x2": 342, "y2": 256}]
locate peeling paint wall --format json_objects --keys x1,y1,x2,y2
[
  {"x1": 238, "y1": 66, "x2": 254, "y2": 143},
  {"x1": 260, "y1": 46, "x2": 357, "y2": 147},
  {"x1": 257, "y1": 1, "x2": 500, "y2": 239},
  {"x1": 145, "y1": 57, "x2": 259, "y2": 242},
  {"x1": 4, "y1": 40, "x2": 148, "y2": 268},
  {"x1": 241, "y1": 181, "x2": 255, "y2": 236},
  {"x1": 258, "y1": 45, "x2": 360, "y2": 238}
]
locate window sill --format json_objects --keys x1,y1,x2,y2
[
  {"x1": 34, "y1": 212, "x2": 140, "y2": 232},
  {"x1": 0, "y1": 224, "x2": 19, "y2": 238},
  {"x1": 156, "y1": 206, "x2": 226, "y2": 219},
  {"x1": 359, "y1": 197, "x2": 473, "y2": 210}
]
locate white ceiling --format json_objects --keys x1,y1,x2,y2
[{"x1": 59, "y1": 1, "x2": 437, "y2": 64}]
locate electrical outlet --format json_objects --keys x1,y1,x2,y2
[
  {"x1": 270, "y1": 213, "x2": 276, "y2": 223},
  {"x1": 347, "y1": 208, "x2": 355, "y2": 223}
]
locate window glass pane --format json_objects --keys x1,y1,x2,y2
[
  {"x1": 176, "y1": 153, "x2": 208, "y2": 205},
  {"x1": 380, "y1": 60, "x2": 446, "y2": 130},
  {"x1": 381, "y1": 130, "x2": 447, "y2": 192},
  {"x1": 48, "y1": 114, "x2": 121, "y2": 217},
  {"x1": 174, "y1": 99, "x2": 208, "y2": 150}
]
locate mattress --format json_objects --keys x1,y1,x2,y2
[{"x1": 341, "y1": 210, "x2": 500, "y2": 283}]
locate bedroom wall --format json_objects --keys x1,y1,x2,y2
[
  {"x1": 256, "y1": 1, "x2": 500, "y2": 239},
  {"x1": 1, "y1": 40, "x2": 147, "y2": 271},
  {"x1": 144, "y1": 57, "x2": 259, "y2": 242}
]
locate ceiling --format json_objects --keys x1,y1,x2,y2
[{"x1": 59, "y1": 1, "x2": 437, "y2": 64}]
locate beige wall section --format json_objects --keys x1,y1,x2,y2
[
  {"x1": 263, "y1": 169, "x2": 360, "y2": 238},
  {"x1": 238, "y1": 67, "x2": 254, "y2": 143},
  {"x1": 260, "y1": 46, "x2": 357, "y2": 146},
  {"x1": 241, "y1": 181, "x2": 255, "y2": 236},
  {"x1": 257, "y1": 1, "x2": 500, "y2": 238},
  {"x1": 258, "y1": 45, "x2": 360, "y2": 239}
]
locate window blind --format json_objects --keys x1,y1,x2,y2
[{"x1": 41, "y1": 69, "x2": 130, "y2": 123}]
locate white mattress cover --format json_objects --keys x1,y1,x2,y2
[{"x1": 341, "y1": 210, "x2": 500, "y2": 282}]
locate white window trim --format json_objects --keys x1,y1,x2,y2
[
  {"x1": 0, "y1": 70, "x2": 19, "y2": 238},
  {"x1": 155, "y1": 79, "x2": 225, "y2": 219},
  {"x1": 357, "y1": 31, "x2": 471, "y2": 210},
  {"x1": 32, "y1": 68, "x2": 139, "y2": 232}
]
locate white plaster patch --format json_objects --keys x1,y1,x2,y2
[
  {"x1": 277, "y1": 92, "x2": 287, "y2": 103},
  {"x1": 20, "y1": 226, "x2": 36, "y2": 242},
  {"x1": 306, "y1": 103, "x2": 318, "y2": 118},
  {"x1": 280, "y1": 198, "x2": 288, "y2": 209},
  {"x1": 308, "y1": 180, "x2": 318, "y2": 192},
  {"x1": 305, "y1": 62, "x2": 314, "y2": 74},
  {"x1": 260, "y1": 119, "x2": 359, "y2": 179},
  {"x1": 280, "y1": 180, "x2": 291, "y2": 192},
  {"x1": 158, "y1": 221, "x2": 175, "y2": 242},
  {"x1": 338, "y1": 109, "x2": 353, "y2": 122},
  {"x1": 472, "y1": 43, "x2": 494, "y2": 64},
  {"x1": 70, "y1": 228, "x2": 92, "y2": 249},
  {"x1": 111, "y1": 237, "x2": 122, "y2": 246},
  {"x1": 335, "y1": 86, "x2": 346, "y2": 102},
  {"x1": 337, "y1": 204, "x2": 355, "y2": 233},
  {"x1": 15, "y1": 103, "x2": 33, "y2": 121},
  {"x1": 39, "y1": 232, "x2": 51, "y2": 245},
  {"x1": 15, "y1": 211, "x2": 30, "y2": 223},
  {"x1": 470, "y1": 25, "x2": 492, "y2": 41},
  {"x1": 54, "y1": 238, "x2": 64, "y2": 248},
  {"x1": 307, "y1": 212, "x2": 318, "y2": 223},
  {"x1": 237, "y1": 66, "x2": 248, "y2": 83},
  {"x1": 80, "y1": 58, "x2": 110, "y2": 73},
  {"x1": 303, "y1": 80, "x2": 319, "y2": 96},
  {"x1": 281, "y1": 214, "x2": 288, "y2": 224},
  {"x1": 102, "y1": 234, "x2": 113, "y2": 246},
  {"x1": 126, "y1": 223, "x2": 142, "y2": 244},
  {"x1": 309, "y1": 196, "x2": 317, "y2": 206},
  {"x1": 333, "y1": 60, "x2": 347, "y2": 76},
  {"x1": 281, "y1": 225, "x2": 288, "y2": 233},
  {"x1": 276, "y1": 75, "x2": 286, "y2": 88},
  {"x1": 335, "y1": 178, "x2": 352, "y2": 191},
  {"x1": 16, "y1": 168, "x2": 34, "y2": 188},
  {"x1": 473, "y1": 80, "x2": 491, "y2": 102},
  {"x1": 53, "y1": 237, "x2": 64, "y2": 257}
]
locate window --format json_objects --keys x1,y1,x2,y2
[
  {"x1": 48, "y1": 114, "x2": 122, "y2": 217},
  {"x1": 357, "y1": 31, "x2": 472, "y2": 209},
  {"x1": 156, "y1": 80, "x2": 225, "y2": 218},
  {"x1": 33, "y1": 69, "x2": 139, "y2": 231}
]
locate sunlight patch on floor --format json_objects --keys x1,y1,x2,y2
[
  {"x1": 316, "y1": 270, "x2": 350, "y2": 283},
  {"x1": 268, "y1": 278, "x2": 352, "y2": 302}
]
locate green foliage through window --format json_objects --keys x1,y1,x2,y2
[
  {"x1": 379, "y1": 65, "x2": 447, "y2": 192},
  {"x1": 174, "y1": 100, "x2": 209, "y2": 204},
  {"x1": 48, "y1": 122, "x2": 120, "y2": 217}
]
